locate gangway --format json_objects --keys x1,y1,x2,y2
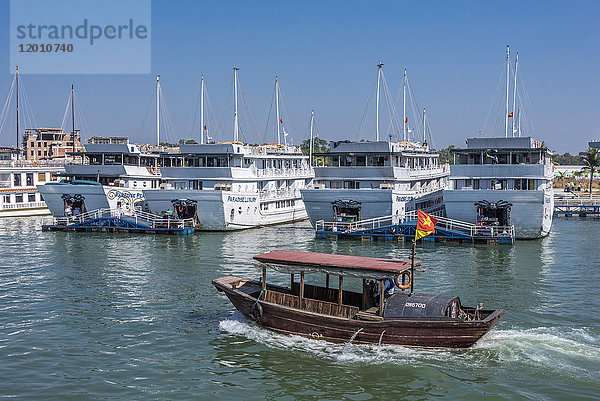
[
  {"x1": 315, "y1": 210, "x2": 514, "y2": 244},
  {"x1": 42, "y1": 208, "x2": 198, "y2": 235},
  {"x1": 553, "y1": 198, "x2": 600, "y2": 217}
]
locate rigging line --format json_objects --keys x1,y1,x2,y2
[
  {"x1": 218, "y1": 75, "x2": 234, "y2": 139},
  {"x1": 518, "y1": 73, "x2": 538, "y2": 138},
  {"x1": 159, "y1": 86, "x2": 177, "y2": 144},
  {"x1": 355, "y1": 78, "x2": 377, "y2": 141},
  {"x1": 59, "y1": 91, "x2": 71, "y2": 130},
  {"x1": 237, "y1": 75, "x2": 259, "y2": 142},
  {"x1": 481, "y1": 66, "x2": 506, "y2": 137},
  {"x1": 204, "y1": 83, "x2": 222, "y2": 142},
  {"x1": 138, "y1": 87, "x2": 156, "y2": 142},
  {"x1": 18, "y1": 77, "x2": 38, "y2": 129},
  {"x1": 407, "y1": 79, "x2": 424, "y2": 142},
  {"x1": 0, "y1": 76, "x2": 16, "y2": 139},
  {"x1": 261, "y1": 81, "x2": 276, "y2": 144},
  {"x1": 380, "y1": 71, "x2": 402, "y2": 140},
  {"x1": 74, "y1": 93, "x2": 92, "y2": 138},
  {"x1": 184, "y1": 84, "x2": 202, "y2": 140},
  {"x1": 278, "y1": 84, "x2": 298, "y2": 145}
]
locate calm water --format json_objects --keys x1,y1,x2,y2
[{"x1": 0, "y1": 217, "x2": 598, "y2": 400}]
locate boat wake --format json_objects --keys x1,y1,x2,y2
[{"x1": 219, "y1": 314, "x2": 600, "y2": 380}]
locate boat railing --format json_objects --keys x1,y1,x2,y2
[
  {"x1": 316, "y1": 210, "x2": 515, "y2": 239},
  {"x1": 0, "y1": 160, "x2": 68, "y2": 168},
  {"x1": 1, "y1": 201, "x2": 47, "y2": 210},
  {"x1": 253, "y1": 167, "x2": 314, "y2": 178},
  {"x1": 554, "y1": 198, "x2": 600, "y2": 206},
  {"x1": 258, "y1": 188, "x2": 300, "y2": 200},
  {"x1": 52, "y1": 208, "x2": 196, "y2": 229}
]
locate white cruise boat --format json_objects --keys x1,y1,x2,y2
[
  {"x1": 143, "y1": 142, "x2": 314, "y2": 230},
  {"x1": 443, "y1": 47, "x2": 553, "y2": 239},
  {"x1": 38, "y1": 139, "x2": 162, "y2": 217},
  {"x1": 301, "y1": 63, "x2": 449, "y2": 225},
  {"x1": 0, "y1": 150, "x2": 64, "y2": 217},
  {"x1": 301, "y1": 140, "x2": 448, "y2": 225},
  {"x1": 443, "y1": 137, "x2": 553, "y2": 239}
]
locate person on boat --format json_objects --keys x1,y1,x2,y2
[{"x1": 372, "y1": 278, "x2": 396, "y2": 301}]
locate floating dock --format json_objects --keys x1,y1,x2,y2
[
  {"x1": 315, "y1": 211, "x2": 515, "y2": 244},
  {"x1": 553, "y1": 198, "x2": 600, "y2": 217},
  {"x1": 42, "y1": 208, "x2": 197, "y2": 235}
]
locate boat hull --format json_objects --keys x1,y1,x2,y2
[
  {"x1": 214, "y1": 278, "x2": 504, "y2": 348},
  {"x1": 443, "y1": 189, "x2": 553, "y2": 239},
  {"x1": 143, "y1": 189, "x2": 308, "y2": 230},
  {"x1": 301, "y1": 188, "x2": 445, "y2": 227}
]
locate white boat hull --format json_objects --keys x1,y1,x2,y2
[
  {"x1": 143, "y1": 189, "x2": 308, "y2": 230},
  {"x1": 38, "y1": 183, "x2": 146, "y2": 217},
  {"x1": 300, "y1": 188, "x2": 445, "y2": 227},
  {"x1": 443, "y1": 189, "x2": 553, "y2": 239}
]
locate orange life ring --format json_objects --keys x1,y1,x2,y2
[
  {"x1": 394, "y1": 271, "x2": 412, "y2": 290},
  {"x1": 32, "y1": 161, "x2": 38, "y2": 167},
  {"x1": 150, "y1": 166, "x2": 156, "y2": 174}
]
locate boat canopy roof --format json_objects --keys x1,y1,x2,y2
[{"x1": 254, "y1": 250, "x2": 418, "y2": 279}]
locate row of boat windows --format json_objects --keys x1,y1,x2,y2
[
  {"x1": 321, "y1": 178, "x2": 446, "y2": 190},
  {"x1": 8, "y1": 172, "x2": 53, "y2": 187},
  {"x1": 86, "y1": 154, "x2": 156, "y2": 167},
  {"x1": 229, "y1": 199, "x2": 297, "y2": 220},
  {"x1": 315, "y1": 155, "x2": 440, "y2": 168},
  {"x1": 165, "y1": 157, "x2": 306, "y2": 169},
  {"x1": 2, "y1": 193, "x2": 38, "y2": 204},
  {"x1": 458, "y1": 152, "x2": 548, "y2": 165},
  {"x1": 458, "y1": 179, "x2": 540, "y2": 190}
]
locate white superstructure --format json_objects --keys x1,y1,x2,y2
[
  {"x1": 443, "y1": 137, "x2": 553, "y2": 239},
  {"x1": 143, "y1": 143, "x2": 314, "y2": 230},
  {"x1": 301, "y1": 140, "x2": 449, "y2": 225}
]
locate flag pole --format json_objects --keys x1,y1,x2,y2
[{"x1": 410, "y1": 239, "x2": 415, "y2": 294}]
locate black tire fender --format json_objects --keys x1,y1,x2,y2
[{"x1": 249, "y1": 302, "x2": 263, "y2": 321}]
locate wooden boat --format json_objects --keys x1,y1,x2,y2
[{"x1": 213, "y1": 250, "x2": 504, "y2": 348}]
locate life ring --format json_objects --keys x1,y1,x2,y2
[
  {"x1": 258, "y1": 146, "x2": 263, "y2": 152},
  {"x1": 249, "y1": 302, "x2": 263, "y2": 321},
  {"x1": 32, "y1": 161, "x2": 37, "y2": 167},
  {"x1": 394, "y1": 271, "x2": 412, "y2": 290},
  {"x1": 150, "y1": 166, "x2": 156, "y2": 174}
]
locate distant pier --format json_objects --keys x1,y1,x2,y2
[{"x1": 553, "y1": 198, "x2": 600, "y2": 217}]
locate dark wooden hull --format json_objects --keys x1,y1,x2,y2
[{"x1": 214, "y1": 277, "x2": 504, "y2": 348}]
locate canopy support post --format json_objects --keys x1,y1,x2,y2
[
  {"x1": 338, "y1": 275, "x2": 343, "y2": 315},
  {"x1": 379, "y1": 280, "x2": 384, "y2": 316},
  {"x1": 299, "y1": 271, "x2": 305, "y2": 309},
  {"x1": 262, "y1": 265, "x2": 267, "y2": 292},
  {"x1": 290, "y1": 273, "x2": 294, "y2": 293},
  {"x1": 362, "y1": 279, "x2": 369, "y2": 309},
  {"x1": 325, "y1": 273, "x2": 330, "y2": 289},
  {"x1": 411, "y1": 240, "x2": 416, "y2": 294}
]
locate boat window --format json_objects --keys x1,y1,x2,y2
[
  {"x1": 28, "y1": 193, "x2": 36, "y2": 202},
  {"x1": 15, "y1": 194, "x2": 23, "y2": 203},
  {"x1": 230, "y1": 209, "x2": 235, "y2": 221},
  {"x1": 38, "y1": 173, "x2": 46, "y2": 182},
  {"x1": 13, "y1": 173, "x2": 21, "y2": 187},
  {"x1": 3, "y1": 195, "x2": 11, "y2": 203},
  {"x1": 26, "y1": 173, "x2": 33, "y2": 186}
]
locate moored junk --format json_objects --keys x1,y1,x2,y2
[{"x1": 213, "y1": 250, "x2": 504, "y2": 348}]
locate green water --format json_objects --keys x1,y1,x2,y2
[{"x1": 0, "y1": 217, "x2": 598, "y2": 399}]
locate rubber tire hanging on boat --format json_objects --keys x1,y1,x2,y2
[
  {"x1": 394, "y1": 271, "x2": 412, "y2": 290},
  {"x1": 250, "y1": 302, "x2": 263, "y2": 321}
]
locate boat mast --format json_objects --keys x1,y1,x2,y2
[
  {"x1": 511, "y1": 51, "x2": 519, "y2": 137},
  {"x1": 309, "y1": 110, "x2": 314, "y2": 167},
  {"x1": 517, "y1": 106, "x2": 521, "y2": 137},
  {"x1": 15, "y1": 65, "x2": 19, "y2": 150},
  {"x1": 376, "y1": 62, "x2": 383, "y2": 142},
  {"x1": 156, "y1": 75, "x2": 160, "y2": 146},
  {"x1": 275, "y1": 76, "x2": 280, "y2": 145},
  {"x1": 200, "y1": 75, "x2": 204, "y2": 144},
  {"x1": 422, "y1": 108, "x2": 426, "y2": 145},
  {"x1": 403, "y1": 69, "x2": 407, "y2": 141},
  {"x1": 233, "y1": 67, "x2": 239, "y2": 142},
  {"x1": 71, "y1": 84, "x2": 75, "y2": 154},
  {"x1": 504, "y1": 45, "x2": 510, "y2": 138}
]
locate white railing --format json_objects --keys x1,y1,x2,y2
[
  {"x1": 258, "y1": 188, "x2": 300, "y2": 200},
  {"x1": 1, "y1": 201, "x2": 47, "y2": 210},
  {"x1": 554, "y1": 198, "x2": 600, "y2": 206},
  {"x1": 0, "y1": 160, "x2": 69, "y2": 168},
  {"x1": 51, "y1": 208, "x2": 196, "y2": 229},
  {"x1": 253, "y1": 167, "x2": 314, "y2": 178},
  {"x1": 316, "y1": 210, "x2": 514, "y2": 239}
]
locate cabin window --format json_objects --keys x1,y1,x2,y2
[
  {"x1": 343, "y1": 181, "x2": 359, "y2": 189},
  {"x1": 15, "y1": 194, "x2": 23, "y2": 203},
  {"x1": 3, "y1": 195, "x2": 11, "y2": 203},
  {"x1": 28, "y1": 193, "x2": 36, "y2": 202},
  {"x1": 356, "y1": 155, "x2": 366, "y2": 166},
  {"x1": 13, "y1": 173, "x2": 21, "y2": 187},
  {"x1": 26, "y1": 173, "x2": 33, "y2": 186}
]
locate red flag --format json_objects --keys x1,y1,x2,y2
[
  {"x1": 415, "y1": 209, "x2": 437, "y2": 240},
  {"x1": 280, "y1": 118, "x2": 283, "y2": 124},
  {"x1": 404, "y1": 117, "x2": 408, "y2": 123},
  {"x1": 508, "y1": 112, "x2": 513, "y2": 118},
  {"x1": 203, "y1": 125, "x2": 207, "y2": 131}
]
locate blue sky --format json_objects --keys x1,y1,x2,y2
[{"x1": 0, "y1": 0, "x2": 599, "y2": 153}]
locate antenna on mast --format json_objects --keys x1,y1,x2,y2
[
  {"x1": 376, "y1": 61, "x2": 383, "y2": 141},
  {"x1": 275, "y1": 76, "x2": 280, "y2": 145},
  {"x1": 504, "y1": 45, "x2": 510, "y2": 138},
  {"x1": 422, "y1": 108, "x2": 426, "y2": 145},
  {"x1": 71, "y1": 84, "x2": 75, "y2": 154},
  {"x1": 156, "y1": 75, "x2": 160, "y2": 146},
  {"x1": 233, "y1": 67, "x2": 239, "y2": 142},
  {"x1": 309, "y1": 110, "x2": 314, "y2": 167}
]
